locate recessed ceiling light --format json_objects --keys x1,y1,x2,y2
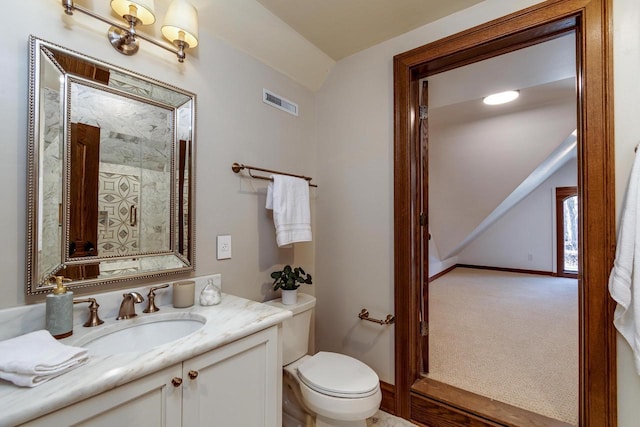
[{"x1": 483, "y1": 90, "x2": 520, "y2": 105}]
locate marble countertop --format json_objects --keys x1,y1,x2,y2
[{"x1": 0, "y1": 286, "x2": 290, "y2": 427}]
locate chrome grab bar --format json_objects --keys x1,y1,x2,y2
[{"x1": 358, "y1": 308, "x2": 395, "y2": 325}]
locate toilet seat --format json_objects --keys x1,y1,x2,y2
[
  {"x1": 297, "y1": 352, "x2": 379, "y2": 398},
  {"x1": 284, "y1": 354, "x2": 382, "y2": 423}
]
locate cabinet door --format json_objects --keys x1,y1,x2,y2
[
  {"x1": 182, "y1": 326, "x2": 281, "y2": 427},
  {"x1": 21, "y1": 364, "x2": 182, "y2": 427}
]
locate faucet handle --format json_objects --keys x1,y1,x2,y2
[
  {"x1": 73, "y1": 298, "x2": 104, "y2": 327},
  {"x1": 143, "y1": 284, "x2": 170, "y2": 313}
]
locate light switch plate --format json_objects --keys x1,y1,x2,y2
[{"x1": 217, "y1": 235, "x2": 232, "y2": 260}]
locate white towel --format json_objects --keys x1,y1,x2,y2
[
  {"x1": 0, "y1": 330, "x2": 88, "y2": 387},
  {"x1": 266, "y1": 174, "x2": 312, "y2": 247},
  {"x1": 609, "y1": 149, "x2": 640, "y2": 374}
]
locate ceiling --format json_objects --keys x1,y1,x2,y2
[
  {"x1": 254, "y1": 0, "x2": 485, "y2": 60},
  {"x1": 429, "y1": 33, "x2": 578, "y2": 126},
  {"x1": 188, "y1": 0, "x2": 487, "y2": 90}
]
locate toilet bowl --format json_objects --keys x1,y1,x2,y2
[
  {"x1": 265, "y1": 294, "x2": 381, "y2": 427},
  {"x1": 287, "y1": 353, "x2": 381, "y2": 425}
]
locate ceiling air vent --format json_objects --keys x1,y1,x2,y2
[{"x1": 263, "y1": 89, "x2": 298, "y2": 116}]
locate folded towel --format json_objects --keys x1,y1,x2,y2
[
  {"x1": 0, "y1": 363, "x2": 88, "y2": 388},
  {"x1": 609, "y1": 148, "x2": 640, "y2": 374},
  {"x1": 0, "y1": 330, "x2": 88, "y2": 387},
  {"x1": 266, "y1": 175, "x2": 312, "y2": 247}
]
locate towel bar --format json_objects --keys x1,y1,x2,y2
[
  {"x1": 232, "y1": 162, "x2": 317, "y2": 187},
  {"x1": 358, "y1": 308, "x2": 395, "y2": 325}
]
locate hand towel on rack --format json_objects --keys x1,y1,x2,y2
[
  {"x1": 266, "y1": 174, "x2": 312, "y2": 247},
  {"x1": 0, "y1": 330, "x2": 88, "y2": 387},
  {"x1": 609, "y1": 148, "x2": 640, "y2": 375}
]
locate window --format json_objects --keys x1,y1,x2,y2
[{"x1": 556, "y1": 187, "x2": 578, "y2": 277}]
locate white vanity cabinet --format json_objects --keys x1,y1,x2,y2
[
  {"x1": 20, "y1": 326, "x2": 281, "y2": 427},
  {"x1": 20, "y1": 364, "x2": 183, "y2": 427},
  {"x1": 182, "y1": 325, "x2": 281, "y2": 426}
]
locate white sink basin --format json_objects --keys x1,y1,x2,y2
[{"x1": 75, "y1": 313, "x2": 206, "y2": 356}]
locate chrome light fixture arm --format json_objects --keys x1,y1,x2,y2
[{"x1": 61, "y1": 0, "x2": 194, "y2": 63}]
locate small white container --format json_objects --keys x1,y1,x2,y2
[
  {"x1": 281, "y1": 289, "x2": 298, "y2": 305},
  {"x1": 200, "y1": 278, "x2": 221, "y2": 306}
]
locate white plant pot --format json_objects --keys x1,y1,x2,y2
[{"x1": 281, "y1": 289, "x2": 298, "y2": 305}]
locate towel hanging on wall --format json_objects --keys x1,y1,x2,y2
[
  {"x1": 609, "y1": 148, "x2": 640, "y2": 374},
  {"x1": 266, "y1": 174, "x2": 312, "y2": 247}
]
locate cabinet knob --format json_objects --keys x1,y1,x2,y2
[
  {"x1": 171, "y1": 377, "x2": 183, "y2": 387},
  {"x1": 188, "y1": 370, "x2": 199, "y2": 380}
]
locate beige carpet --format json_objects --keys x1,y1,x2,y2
[{"x1": 427, "y1": 268, "x2": 578, "y2": 425}]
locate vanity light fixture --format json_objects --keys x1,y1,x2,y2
[
  {"x1": 61, "y1": 0, "x2": 199, "y2": 63},
  {"x1": 162, "y1": 0, "x2": 199, "y2": 61},
  {"x1": 483, "y1": 90, "x2": 520, "y2": 105}
]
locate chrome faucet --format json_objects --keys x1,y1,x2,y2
[{"x1": 116, "y1": 292, "x2": 144, "y2": 320}]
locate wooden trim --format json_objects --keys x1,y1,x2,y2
[
  {"x1": 394, "y1": 45, "x2": 422, "y2": 418},
  {"x1": 411, "y1": 394, "x2": 503, "y2": 427},
  {"x1": 412, "y1": 378, "x2": 574, "y2": 427},
  {"x1": 419, "y1": 80, "x2": 430, "y2": 375},
  {"x1": 456, "y1": 264, "x2": 556, "y2": 277},
  {"x1": 407, "y1": 16, "x2": 578, "y2": 79},
  {"x1": 428, "y1": 265, "x2": 457, "y2": 283},
  {"x1": 393, "y1": 0, "x2": 615, "y2": 425},
  {"x1": 394, "y1": 0, "x2": 584, "y2": 75},
  {"x1": 380, "y1": 381, "x2": 396, "y2": 415}
]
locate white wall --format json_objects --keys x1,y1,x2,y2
[
  {"x1": 613, "y1": 0, "x2": 640, "y2": 424},
  {"x1": 429, "y1": 99, "x2": 576, "y2": 259},
  {"x1": 203, "y1": 0, "x2": 335, "y2": 91},
  {"x1": 458, "y1": 160, "x2": 577, "y2": 271},
  {"x1": 0, "y1": 0, "x2": 316, "y2": 309}
]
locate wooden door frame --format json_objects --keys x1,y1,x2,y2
[{"x1": 393, "y1": 0, "x2": 615, "y2": 425}]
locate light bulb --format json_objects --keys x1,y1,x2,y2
[{"x1": 483, "y1": 90, "x2": 520, "y2": 105}]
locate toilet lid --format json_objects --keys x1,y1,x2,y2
[{"x1": 297, "y1": 352, "x2": 379, "y2": 398}]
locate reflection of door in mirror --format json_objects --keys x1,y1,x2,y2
[
  {"x1": 178, "y1": 139, "x2": 190, "y2": 256},
  {"x1": 52, "y1": 50, "x2": 110, "y2": 84},
  {"x1": 55, "y1": 49, "x2": 111, "y2": 281},
  {"x1": 67, "y1": 122, "x2": 100, "y2": 280}
]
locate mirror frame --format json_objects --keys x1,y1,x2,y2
[{"x1": 26, "y1": 36, "x2": 196, "y2": 296}]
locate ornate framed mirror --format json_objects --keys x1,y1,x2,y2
[{"x1": 26, "y1": 36, "x2": 195, "y2": 295}]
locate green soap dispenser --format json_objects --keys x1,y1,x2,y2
[{"x1": 45, "y1": 276, "x2": 74, "y2": 339}]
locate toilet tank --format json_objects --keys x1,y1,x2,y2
[{"x1": 265, "y1": 293, "x2": 316, "y2": 365}]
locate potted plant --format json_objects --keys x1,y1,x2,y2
[{"x1": 270, "y1": 265, "x2": 313, "y2": 305}]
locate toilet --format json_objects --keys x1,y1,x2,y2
[{"x1": 265, "y1": 294, "x2": 381, "y2": 427}]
